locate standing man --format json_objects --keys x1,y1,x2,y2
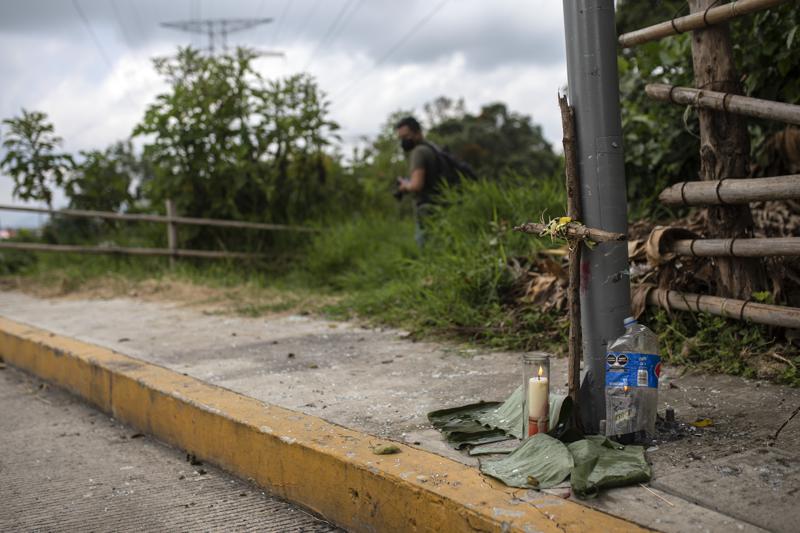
[{"x1": 395, "y1": 116, "x2": 440, "y2": 248}]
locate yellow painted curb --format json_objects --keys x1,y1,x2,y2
[{"x1": 0, "y1": 316, "x2": 649, "y2": 533}]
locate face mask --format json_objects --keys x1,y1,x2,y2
[{"x1": 401, "y1": 138, "x2": 416, "y2": 152}]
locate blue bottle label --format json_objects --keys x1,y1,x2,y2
[{"x1": 605, "y1": 352, "x2": 661, "y2": 388}]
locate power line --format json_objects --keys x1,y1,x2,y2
[
  {"x1": 303, "y1": 0, "x2": 358, "y2": 71},
  {"x1": 72, "y1": 0, "x2": 116, "y2": 71},
  {"x1": 71, "y1": 0, "x2": 138, "y2": 109},
  {"x1": 324, "y1": 0, "x2": 366, "y2": 53},
  {"x1": 270, "y1": 0, "x2": 292, "y2": 47},
  {"x1": 335, "y1": 0, "x2": 450, "y2": 103},
  {"x1": 110, "y1": 0, "x2": 136, "y2": 52},
  {"x1": 292, "y1": 0, "x2": 323, "y2": 44},
  {"x1": 128, "y1": 0, "x2": 147, "y2": 41}
]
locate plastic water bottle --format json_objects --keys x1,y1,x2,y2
[{"x1": 604, "y1": 316, "x2": 661, "y2": 441}]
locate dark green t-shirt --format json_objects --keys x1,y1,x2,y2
[{"x1": 408, "y1": 143, "x2": 440, "y2": 207}]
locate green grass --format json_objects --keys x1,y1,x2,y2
[
  {"x1": 299, "y1": 175, "x2": 570, "y2": 351},
  {"x1": 3, "y1": 173, "x2": 796, "y2": 383},
  {"x1": 647, "y1": 308, "x2": 799, "y2": 386}
]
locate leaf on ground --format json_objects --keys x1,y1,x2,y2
[
  {"x1": 690, "y1": 418, "x2": 714, "y2": 428},
  {"x1": 371, "y1": 443, "x2": 401, "y2": 455},
  {"x1": 480, "y1": 434, "x2": 573, "y2": 489}
]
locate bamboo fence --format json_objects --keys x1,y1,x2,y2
[
  {"x1": 627, "y1": 1, "x2": 800, "y2": 327},
  {"x1": 668, "y1": 237, "x2": 800, "y2": 257},
  {"x1": 646, "y1": 84, "x2": 800, "y2": 126},
  {"x1": 646, "y1": 288, "x2": 800, "y2": 329},
  {"x1": 659, "y1": 175, "x2": 800, "y2": 206},
  {"x1": 619, "y1": 0, "x2": 788, "y2": 47}
]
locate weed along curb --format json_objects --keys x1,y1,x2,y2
[{"x1": 0, "y1": 316, "x2": 646, "y2": 533}]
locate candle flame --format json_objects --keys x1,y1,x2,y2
[{"x1": 538, "y1": 366, "x2": 544, "y2": 377}]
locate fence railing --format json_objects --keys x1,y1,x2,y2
[
  {"x1": 0, "y1": 201, "x2": 318, "y2": 262},
  {"x1": 621, "y1": 0, "x2": 800, "y2": 328}
]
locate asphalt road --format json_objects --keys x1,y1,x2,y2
[{"x1": 0, "y1": 365, "x2": 344, "y2": 533}]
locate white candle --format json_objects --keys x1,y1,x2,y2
[{"x1": 527, "y1": 369, "x2": 549, "y2": 420}]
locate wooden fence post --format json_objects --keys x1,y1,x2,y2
[
  {"x1": 165, "y1": 199, "x2": 177, "y2": 268},
  {"x1": 689, "y1": 0, "x2": 765, "y2": 299}
]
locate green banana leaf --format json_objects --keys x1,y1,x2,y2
[
  {"x1": 469, "y1": 440, "x2": 522, "y2": 456},
  {"x1": 429, "y1": 387, "x2": 651, "y2": 498},
  {"x1": 568, "y1": 436, "x2": 652, "y2": 498},
  {"x1": 480, "y1": 434, "x2": 574, "y2": 489},
  {"x1": 426, "y1": 401, "x2": 510, "y2": 449},
  {"x1": 427, "y1": 386, "x2": 574, "y2": 448}
]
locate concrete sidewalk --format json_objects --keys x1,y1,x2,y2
[
  {"x1": 0, "y1": 365, "x2": 341, "y2": 532},
  {"x1": 2, "y1": 290, "x2": 799, "y2": 532}
]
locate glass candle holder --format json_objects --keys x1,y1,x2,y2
[{"x1": 523, "y1": 352, "x2": 551, "y2": 437}]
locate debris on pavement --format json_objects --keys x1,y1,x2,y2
[
  {"x1": 370, "y1": 443, "x2": 401, "y2": 455},
  {"x1": 690, "y1": 418, "x2": 714, "y2": 428}
]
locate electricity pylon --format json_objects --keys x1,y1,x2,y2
[{"x1": 161, "y1": 18, "x2": 283, "y2": 57}]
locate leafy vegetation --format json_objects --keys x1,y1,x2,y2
[
  {"x1": 423, "y1": 97, "x2": 562, "y2": 182},
  {"x1": 2, "y1": 21, "x2": 799, "y2": 383},
  {"x1": 303, "y1": 175, "x2": 569, "y2": 351},
  {"x1": 1, "y1": 109, "x2": 73, "y2": 207},
  {"x1": 133, "y1": 48, "x2": 353, "y2": 251},
  {"x1": 648, "y1": 308, "x2": 798, "y2": 386},
  {"x1": 616, "y1": 0, "x2": 800, "y2": 218}
]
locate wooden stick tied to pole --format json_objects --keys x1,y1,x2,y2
[
  {"x1": 559, "y1": 94, "x2": 582, "y2": 408},
  {"x1": 513, "y1": 222, "x2": 624, "y2": 243}
]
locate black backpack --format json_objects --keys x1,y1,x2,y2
[{"x1": 420, "y1": 141, "x2": 478, "y2": 189}]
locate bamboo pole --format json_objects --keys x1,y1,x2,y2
[
  {"x1": 619, "y1": 0, "x2": 787, "y2": 47},
  {"x1": 646, "y1": 288, "x2": 800, "y2": 329},
  {"x1": 514, "y1": 222, "x2": 625, "y2": 243},
  {"x1": 0, "y1": 241, "x2": 261, "y2": 260},
  {"x1": 669, "y1": 237, "x2": 800, "y2": 257},
  {"x1": 0, "y1": 204, "x2": 320, "y2": 233},
  {"x1": 646, "y1": 84, "x2": 800, "y2": 126},
  {"x1": 660, "y1": 174, "x2": 800, "y2": 205},
  {"x1": 559, "y1": 94, "x2": 582, "y2": 407}
]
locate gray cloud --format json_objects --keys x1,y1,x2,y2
[
  {"x1": 0, "y1": 0, "x2": 568, "y2": 223},
  {"x1": 0, "y1": 0, "x2": 565, "y2": 71}
]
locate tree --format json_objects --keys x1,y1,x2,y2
[
  {"x1": 66, "y1": 141, "x2": 141, "y2": 212},
  {"x1": 348, "y1": 100, "x2": 562, "y2": 217},
  {"x1": 346, "y1": 110, "x2": 415, "y2": 216},
  {"x1": 1, "y1": 109, "x2": 73, "y2": 207},
  {"x1": 427, "y1": 100, "x2": 561, "y2": 182},
  {"x1": 134, "y1": 47, "x2": 341, "y2": 243}
]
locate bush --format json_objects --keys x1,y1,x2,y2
[
  {"x1": 304, "y1": 174, "x2": 569, "y2": 350},
  {"x1": 302, "y1": 214, "x2": 417, "y2": 290},
  {"x1": 0, "y1": 229, "x2": 39, "y2": 275}
]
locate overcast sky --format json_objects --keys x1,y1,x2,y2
[{"x1": 0, "y1": 0, "x2": 567, "y2": 227}]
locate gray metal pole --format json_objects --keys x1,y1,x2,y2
[{"x1": 562, "y1": 0, "x2": 631, "y2": 432}]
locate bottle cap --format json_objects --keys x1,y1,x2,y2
[{"x1": 623, "y1": 316, "x2": 637, "y2": 327}]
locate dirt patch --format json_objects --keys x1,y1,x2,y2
[{"x1": 1, "y1": 274, "x2": 339, "y2": 319}]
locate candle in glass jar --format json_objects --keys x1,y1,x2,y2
[{"x1": 527, "y1": 366, "x2": 549, "y2": 420}]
